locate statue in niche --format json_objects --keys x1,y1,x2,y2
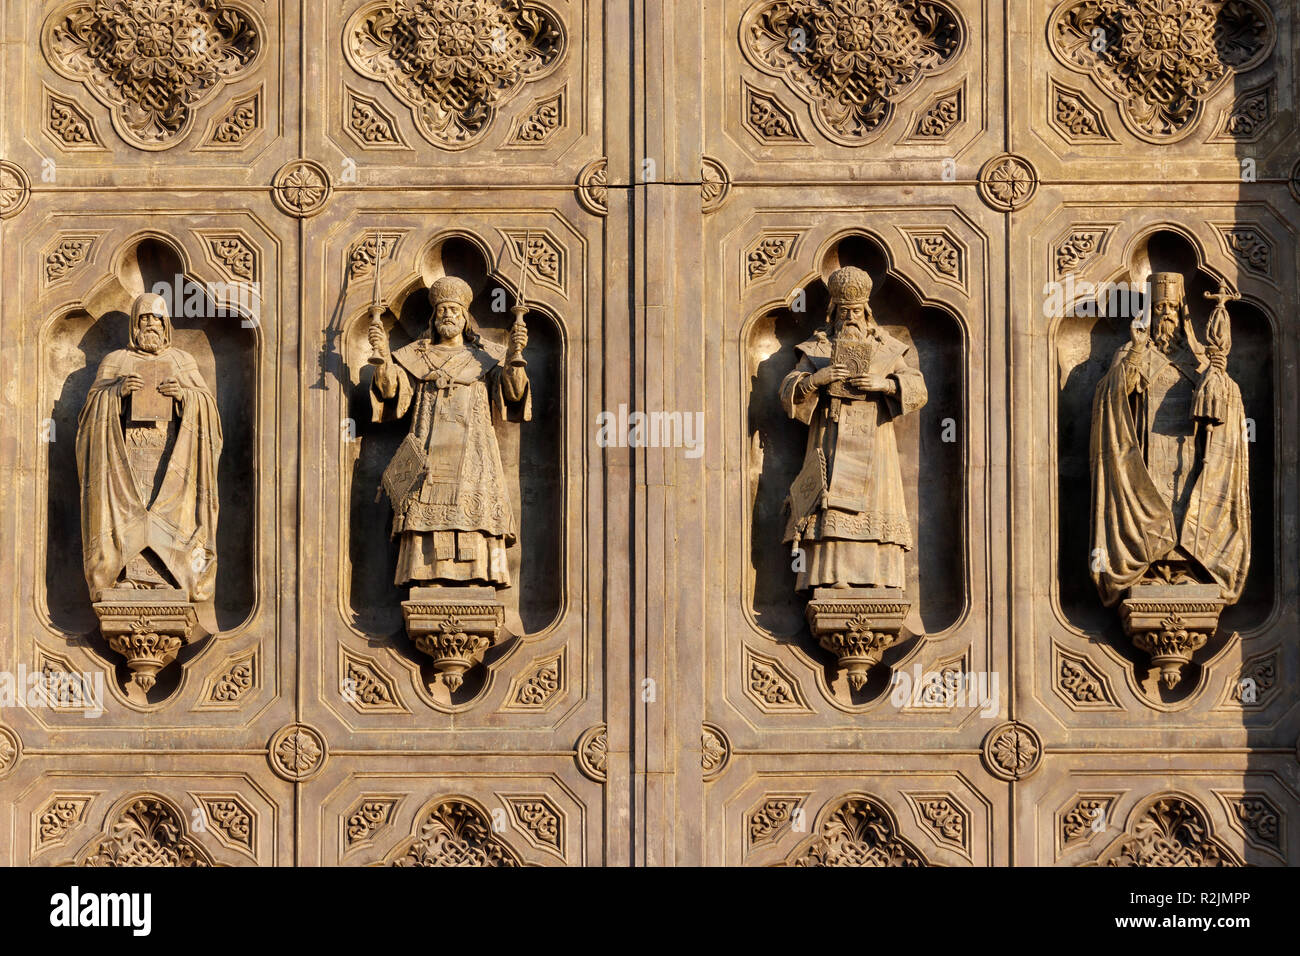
[
  {"x1": 780, "y1": 266, "x2": 927, "y2": 690},
  {"x1": 367, "y1": 273, "x2": 531, "y2": 691},
  {"x1": 1089, "y1": 272, "x2": 1250, "y2": 688},
  {"x1": 76, "y1": 292, "x2": 222, "y2": 702}
]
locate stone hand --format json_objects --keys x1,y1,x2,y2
[
  {"x1": 508, "y1": 321, "x2": 528, "y2": 355},
  {"x1": 809, "y1": 363, "x2": 849, "y2": 388},
  {"x1": 118, "y1": 373, "x2": 143, "y2": 397},
  {"x1": 157, "y1": 378, "x2": 182, "y2": 398},
  {"x1": 851, "y1": 374, "x2": 893, "y2": 393},
  {"x1": 367, "y1": 323, "x2": 389, "y2": 358}
]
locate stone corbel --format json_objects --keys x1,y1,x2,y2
[
  {"x1": 1119, "y1": 584, "x2": 1224, "y2": 690},
  {"x1": 93, "y1": 590, "x2": 197, "y2": 704},
  {"x1": 402, "y1": 587, "x2": 505, "y2": 692},
  {"x1": 805, "y1": 588, "x2": 911, "y2": 691}
]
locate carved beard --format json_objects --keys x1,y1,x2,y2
[
  {"x1": 837, "y1": 309, "x2": 872, "y2": 340},
  {"x1": 435, "y1": 319, "x2": 463, "y2": 340},
  {"x1": 137, "y1": 328, "x2": 164, "y2": 354},
  {"x1": 1153, "y1": 309, "x2": 1179, "y2": 353}
]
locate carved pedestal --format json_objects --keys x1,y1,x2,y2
[
  {"x1": 93, "y1": 589, "x2": 197, "y2": 704},
  {"x1": 805, "y1": 588, "x2": 911, "y2": 691},
  {"x1": 403, "y1": 587, "x2": 505, "y2": 692},
  {"x1": 1119, "y1": 584, "x2": 1225, "y2": 690}
]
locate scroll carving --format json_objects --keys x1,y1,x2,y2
[
  {"x1": 41, "y1": 0, "x2": 263, "y2": 149},
  {"x1": 200, "y1": 89, "x2": 260, "y2": 148},
  {"x1": 506, "y1": 89, "x2": 564, "y2": 145},
  {"x1": 742, "y1": 83, "x2": 805, "y2": 143},
  {"x1": 36, "y1": 796, "x2": 93, "y2": 851},
  {"x1": 345, "y1": 88, "x2": 407, "y2": 149},
  {"x1": 45, "y1": 89, "x2": 104, "y2": 149},
  {"x1": 344, "y1": 0, "x2": 566, "y2": 149},
  {"x1": 741, "y1": 0, "x2": 965, "y2": 145}
]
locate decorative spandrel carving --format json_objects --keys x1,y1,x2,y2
[
  {"x1": 45, "y1": 89, "x2": 104, "y2": 149},
  {"x1": 78, "y1": 795, "x2": 213, "y2": 867},
  {"x1": 385, "y1": 798, "x2": 522, "y2": 866},
  {"x1": 506, "y1": 89, "x2": 565, "y2": 145},
  {"x1": 1089, "y1": 272, "x2": 1250, "y2": 689},
  {"x1": 784, "y1": 794, "x2": 925, "y2": 867},
  {"x1": 77, "y1": 293, "x2": 221, "y2": 704},
  {"x1": 345, "y1": 88, "x2": 408, "y2": 149},
  {"x1": 741, "y1": 0, "x2": 965, "y2": 145},
  {"x1": 365, "y1": 271, "x2": 532, "y2": 693},
  {"x1": 781, "y1": 266, "x2": 927, "y2": 689},
  {"x1": 1048, "y1": 80, "x2": 1113, "y2": 143},
  {"x1": 742, "y1": 82, "x2": 806, "y2": 143},
  {"x1": 36, "y1": 796, "x2": 94, "y2": 852},
  {"x1": 1047, "y1": 0, "x2": 1274, "y2": 142},
  {"x1": 344, "y1": 0, "x2": 566, "y2": 150},
  {"x1": 1093, "y1": 794, "x2": 1240, "y2": 866},
  {"x1": 198, "y1": 88, "x2": 261, "y2": 148},
  {"x1": 41, "y1": 0, "x2": 263, "y2": 150}
]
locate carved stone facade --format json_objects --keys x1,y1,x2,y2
[{"x1": 0, "y1": 0, "x2": 1296, "y2": 868}]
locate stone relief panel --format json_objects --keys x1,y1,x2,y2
[
  {"x1": 296, "y1": 192, "x2": 600, "y2": 743},
  {"x1": 1018, "y1": 1, "x2": 1296, "y2": 181},
  {"x1": 1031, "y1": 208, "x2": 1294, "y2": 726},
  {"x1": 1, "y1": 0, "x2": 295, "y2": 186},
  {"x1": 707, "y1": 0, "x2": 1002, "y2": 182},
  {"x1": 312, "y1": 0, "x2": 600, "y2": 186},
  {"x1": 301, "y1": 759, "x2": 591, "y2": 866},
  {"x1": 731, "y1": 215, "x2": 986, "y2": 719},
  {"x1": 0, "y1": 203, "x2": 292, "y2": 741},
  {"x1": 0, "y1": 759, "x2": 289, "y2": 866},
  {"x1": 713, "y1": 757, "x2": 995, "y2": 865},
  {"x1": 1021, "y1": 758, "x2": 1298, "y2": 866}
]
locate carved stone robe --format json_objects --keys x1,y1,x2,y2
[
  {"x1": 76, "y1": 345, "x2": 222, "y2": 602},
  {"x1": 372, "y1": 337, "x2": 531, "y2": 588},
  {"x1": 1089, "y1": 339, "x2": 1250, "y2": 605},
  {"x1": 780, "y1": 326, "x2": 927, "y2": 590}
]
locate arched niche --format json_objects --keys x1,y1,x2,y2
[
  {"x1": 1055, "y1": 228, "x2": 1275, "y2": 648},
  {"x1": 745, "y1": 232, "x2": 968, "y2": 645},
  {"x1": 344, "y1": 233, "x2": 564, "y2": 641},
  {"x1": 42, "y1": 236, "x2": 259, "y2": 655}
]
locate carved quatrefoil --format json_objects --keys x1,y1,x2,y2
[
  {"x1": 1048, "y1": 0, "x2": 1275, "y2": 142},
  {"x1": 42, "y1": 0, "x2": 263, "y2": 150},
  {"x1": 741, "y1": 0, "x2": 965, "y2": 145},
  {"x1": 345, "y1": 0, "x2": 566, "y2": 150}
]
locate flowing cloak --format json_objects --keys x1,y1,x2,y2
[
  {"x1": 371, "y1": 337, "x2": 531, "y2": 587},
  {"x1": 779, "y1": 328, "x2": 927, "y2": 590},
  {"x1": 75, "y1": 346, "x2": 223, "y2": 602},
  {"x1": 1088, "y1": 342, "x2": 1250, "y2": 605}
]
